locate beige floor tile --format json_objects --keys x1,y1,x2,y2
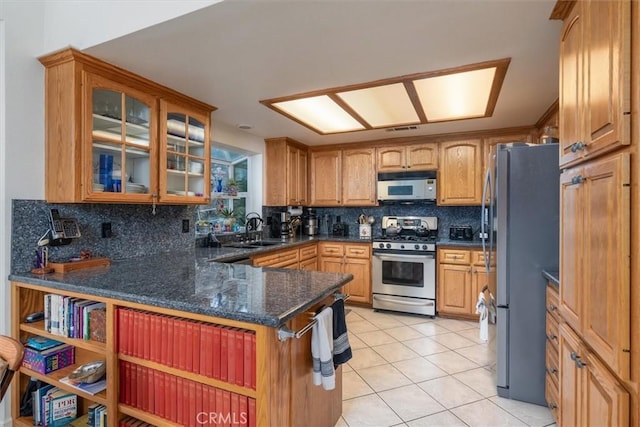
[
  {"x1": 378, "y1": 384, "x2": 445, "y2": 422},
  {"x1": 456, "y1": 327, "x2": 492, "y2": 345},
  {"x1": 348, "y1": 319, "x2": 380, "y2": 334},
  {"x1": 403, "y1": 337, "x2": 450, "y2": 356},
  {"x1": 372, "y1": 342, "x2": 420, "y2": 363},
  {"x1": 411, "y1": 322, "x2": 451, "y2": 336},
  {"x1": 342, "y1": 370, "x2": 375, "y2": 400},
  {"x1": 384, "y1": 325, "x2": 426, "y2": 342},
  {"x1": 357, "y1": 330, "x2": 398, "y2": 346},
  {"x1": 455, "y1": 344, "x2": 496, "y2": 367},
  {"x1": 453, "y1": 367, "x2": 498, "y2": 397},
  {"x1": 342, "y1": 394, "x2": 404, "y2": 427},
  {"x1": 334, "y1": 416, "x2": 349, "y2": 427},
  {"x1": 430, "y1": 332, "x2": 477, "y2": 350},
  {"x1": 425, "y1": 350, "x2": 480, "y2": 374},
  {"x1": 489, "y1": 396, "x2": 555, "y2": 427},
  {"x1": 406, "y1": 411, "x2": 468, "y2": 427},
  {"x1": 392, "y1": 357, "x2": 448, "y2": 383},
  {"x1": 348, "y1": 347, "x2": 389, "y2": 370},
  {"x1": 396, "y1": 315, "x2": 434, "y2": 326},
  {"x1": 435, "y1": 318, "x2": 479, "y2": 331},
  {"x1": 367, "y1": 315, "x2": 406, "y2": 330},
  {"x1": 342, "y1": 363, "x2": 353, "y2": 373},
  {"x1": 348, "y1": 332, "x2": 368, "y2": 350},
  {"x1": 451, "y1": 399, "x2": 527, "y2": 426},
  {"x1": 418, "y1": 376, "x2": 483, "y2": 409},
  {"x1": 346, "y1": 311, "x2": 365, "y2": 322},
  {"x1": 356, "y1": 363, "x2": 412, "y2": 392}
]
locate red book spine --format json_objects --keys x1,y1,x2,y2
[
  {"x1": 248, "y1": 398, "x2": 256, "y2": 427},
  {"x1": 178, "y1": 319, "x2": 187, "y2": 371},
  {"x1": 160, "y1": 315, "x2": 169, "y2": 366},
  {"x1": 149, "y1": 313, "x2": 158, "y2": 363},
  {"x1": 135, "y1": 311, "x2": 143, "y2": 358},
  {"x1": 220, "y1": 326, "x2": 228, "y2": 382},
  {"x1": 168, "y1": 374, "x2": 177, "y2": 422},
  {"x1": 176, "y1": 377, "x2": 184, "y2": 423},
  {"x1": 117, "y1": 308, "x2": 124, "y2": 354},
  {"x1": 168, "y1": 316, "x2": 176, "y2": 368},
  {"x1": 127, "y1": 310, "x2": 134, "y2": 358},
  {"x1": 155, "y1": 370, "x2": 165, "y2": 419},
  {"x1": 192, "y1": 322, "x2": 201, "y2": 374},
  {"x1": 143, "y1": 312, "x2": 151, "y2": 360},
  {"x1": 208, "y1": 386, "x2": 216, "y2": 421},
  {"x1": 201, "y1": 323, "x2": 213, "y2": 377},
  {"x1": 239, "y1": 395, "x2": 248, "y2": 427},
  {"x1": 231, "y1": 392, "x2": 240, "y2": 426},
  {"x1": 243, "y1": 331, "x2": 252, "y2": 389},
  {"x1": 188, "y1": 380, "x2": 197, "y2": 427},
  {"x1": 124, "y1": 361, "x2": 132, "y2": 406},
  {"x1": 182, "y1": 378, "x2": 191, "y2": 426},
  {"x1": 235, "y1": 329, "x2": 244, "y2": 387},
  {"x1": 251, "y1": 333, "x2": 256, "y2": 390},
  {"x1": 136, "y1": 364, "x2": 144, "y2": 409},
  {"x1": 141, "y1": 365, "x2": 149, "y2": 412},
  {"x1": 223, "y1": 391, "x2": 231, "y2": 427},
  {"x1": 119, "y1": 360, "x2": 126, "y2": 403},
  {"x1": 148, "y1": 368, "x2": 155, "y2": 414},
  {"x1": 212, "y1": 325, "x2": 221, "y2": 380},
  {"x1": 215, "y1": 388, "x2": 223, "y2": 426},
  {"x1": 186, "y1": 320, "x2": 194, "y2": 372},
  {"x1": 201, "y1": 385, "x2": 209, "y2": 425}
]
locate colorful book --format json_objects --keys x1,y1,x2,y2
[
  {"x1": 26, "y1": 336, "x2": 64, "y2": 351},
  {"x1": 60, "y1": 376, "x2": 107, "y2": 395},
  {"x1": 46, "y1": 387, "x2": 78, "y2": 426}
]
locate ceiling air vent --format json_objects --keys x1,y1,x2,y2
[{"x1": 386, "y1": 125, "x2": 419, "y2": 132}]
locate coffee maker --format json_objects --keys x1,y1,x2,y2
[
  {"x1": 302, "y1": 208, "x2": 319, "y2": 236},
  {"x1": 271, "y1": 212, "x2": 291, "y2": 239}
]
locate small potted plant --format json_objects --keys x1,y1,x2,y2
[
  {"x1": 219, "y1": 208, "x2": 236, "y2": 232},
  {"x1": 226, "y1": 179, "x2": 238, "y2": 196}
]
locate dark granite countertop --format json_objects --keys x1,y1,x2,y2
[
  {"x1": 542, "y1": 270, "x2": 559, "y2": 287},
  {"x1": 9, "y1": 250, "x2": 353, "y2": 327},
  {"x1": 436, "y1": 239, "x2": 485, "y2": 248}
]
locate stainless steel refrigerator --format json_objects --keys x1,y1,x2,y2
[{"x1": 480, "y1": 142, "x2": 559, "y2": 406}]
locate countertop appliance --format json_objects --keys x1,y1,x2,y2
[
  {"x1": 302, "y1": 208, "x2": 319, "y2": 236},
  {"x1": 377, "y1": 171, "x2": 436, "y2": 203},
  {"x1": 270, "y1": 212, "x2": 291, "y2": 239},
  {"x1": 481, "y1": 143, "x2": 559, "y2": 406},
  {"x1": 449, "y1": 225, "x2": 473, "y2": 241},
  {"x1": 372, "y1": 216, "x2": 438, "y2": 317}
]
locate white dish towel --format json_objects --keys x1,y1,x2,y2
[
  {"x1": 311, "y1": 306, "x2": 335, "y2": 390},
  {"x1": 475, "y1": 292, "x2": 489, "y2": 342}
]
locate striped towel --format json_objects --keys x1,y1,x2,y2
[
  {"x1": 332, "y1": 298, "x2": 352, "y2": 367},
  {"x1": 311, "y1": 307, "x2": 335, "y2": 390}
]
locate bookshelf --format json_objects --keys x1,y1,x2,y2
[{"x1": 11, "y1": 280, "x2": 342, "y2": 426}]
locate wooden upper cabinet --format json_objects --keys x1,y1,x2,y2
[
  {"x1": 559, "y1": 0, "x2": 630, "y2": 168},
  {"x1": 309, "y1": 150, "x2": 342, "y2": 205},
  {"x1": 342, "y1": 148, "x2": 376, "y2": 206},
  {"x1": 483, "y1": 132, "x2": 533, "y2": 171},
  {"x1": 39, "y1": 48, "x2": 215, "y2": 204},
  {"x1": 377, "y1": 143, "x2": 437, "y2": 172},
  {"x1": 438, "y1": 139, "x2": 483, "y2": 205},
  {"x1": 265, "y1": 137, "x2": 308, "y2": 206}
]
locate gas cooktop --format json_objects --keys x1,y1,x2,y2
[{"x1": 374, "y1": 215, "x2": 438, "y2": 252}]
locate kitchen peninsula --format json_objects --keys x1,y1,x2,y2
[{"x1": 9, "y1": 250, "x2": 352, "y2": 427}]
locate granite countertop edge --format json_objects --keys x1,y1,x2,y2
[
  {"x1": 436, "y1": 239, "x2": 485, "y2": 248},
  {"x1": 542, "y1": 270, "x2": 560, "y2": 287}
]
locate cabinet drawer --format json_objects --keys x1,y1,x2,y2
[
  {"x1": 439, "y1": 249, "x2": 471, "y2": 264},
  {"x1": 319, "y1": 243, "x2": 344, "y2": 257},
  {"x1": 344, "y1": 244, "x2": 370, "y2": 259},
  {"x1": 252, "y1": 248, "x2": 300, "y2": 267},
  {"x1": 545, "y1": 344, "x2": 559, "y2": 389},
  {"x1": 546, "y1": 313, "x2": 559, "y2": 353},
  {"x1": 299, "y1": 244, "x2": 318, "y2": 260},
  {"x1": 471, "y1": 250, "x2": 495, "y2": 266},
  {"x1": 545, "y1": 374, "x2": 559, "y2": 421},
  {"x1": 546, "y1": 285, "x2": 560, "y2": 322}
]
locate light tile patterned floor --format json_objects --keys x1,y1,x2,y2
[{"x1": 336, "y1": 307, "x2": 556, "y2": 427}]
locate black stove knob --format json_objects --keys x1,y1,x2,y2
[
  {"x1": 379, "y1": 243, "x2": 385, "y2": 249},
  {"x1": 400, "y1": 244, "x2": 405, "y2": 249},
  {"x1": 422, "y1": 244, "x2": 428, "y2": 250},
  {"x1": 415, "y1": 244, "x2": 420, "y2": 250},
  {"x1": 386, "y1": 243, "x2": 391, "y2": 249}
]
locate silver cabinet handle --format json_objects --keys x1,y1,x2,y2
[{"x1": 373, "y1": 295, "x2": 434, "y2": 307}]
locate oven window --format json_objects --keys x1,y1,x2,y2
[
  {"x1": 381, "y1": 260, "x2": 424, "y2": 287},
  {"x1": 388, "y1": 185, "x2": 414, "y2": 196}
]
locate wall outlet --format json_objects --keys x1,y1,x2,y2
[
  {"x1": 182, "y1": 219, "x2": 190, "y2": 233},
  {"x1": 101, "y1": 222, "x2": 112, "y2": 238}
]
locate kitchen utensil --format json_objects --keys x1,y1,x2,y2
[
  {"x1": 68, "y1": 360, "x2": 106, "y2": 384},
  {"x1": 245, "y1": 212, "x2": 263, "y2": 231},
  {"x1": 358, "y1": 214, "x2": 366, "y2": 224}
]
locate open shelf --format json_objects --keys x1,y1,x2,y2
[
  {"x1": 20, "y1": 365, "x2": 108, "y2": 405},
  {"x1": 93, "y1": 113, "x2": 150, "y2": 137},
  {"x1": 20, "y1": 321, "x2": 106, "y2": 353},
  {"x1": 92, "y1": 142, "x2": 150, "y2": 159},
  {"x1": 119, "y1": 404, "x2": 182, "y2": 426}
]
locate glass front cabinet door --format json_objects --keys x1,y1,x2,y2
[
  {"x1": 159, "y1": 100, "x2": 211, "y2": 204},
  {"x1": 85, "y1": 73, "x2": 157, "y2": 202}
]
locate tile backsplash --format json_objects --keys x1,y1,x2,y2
[{"x1": 11, "y1": 200, "x2": 197, "y2": 273}]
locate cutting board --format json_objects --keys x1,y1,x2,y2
[{"x1": 49, "y1": 257, "x2": 111, "y2": 273}]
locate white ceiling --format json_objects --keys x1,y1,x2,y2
[{"x1": 86, "y1": 0, "x2": 562, "y2": 146}]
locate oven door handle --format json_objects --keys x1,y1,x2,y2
[
  {"x1": 373, "y1": 295, "x2": 435, "y2": 306},
  {"x1": 374, "y1": 254, "x2": 434, "y2": 262}
]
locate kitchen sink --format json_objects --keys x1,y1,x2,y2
[
  {"x1": 223, "y1": 241, "x2": 280, "y2": 249},
  {"x1": 248, "y1": 241, "x2": 279, "y2": 247}
]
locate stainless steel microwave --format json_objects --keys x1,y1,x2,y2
[{"x1": 377, "y1": 172, "x2": 437, "y2": 202}]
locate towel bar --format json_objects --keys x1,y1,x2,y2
[{"x1": 277, "y1": 292, "x2": 351, "y2": 341}]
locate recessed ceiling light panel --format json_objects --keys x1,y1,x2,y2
[
  {"x1": 337, "y1": 83, "x2": 420, "y2": 128},
  {"x1": 272, "y1": 95, "x2": 365, "y2": 134}
]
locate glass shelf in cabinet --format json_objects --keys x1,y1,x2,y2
[{"x1": 93, "y1": 114, "x2": 150, "y2": 137}]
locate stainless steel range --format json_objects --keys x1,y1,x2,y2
[{"x1": 372, "y1": 216, "x2": 438, "y2": 317}]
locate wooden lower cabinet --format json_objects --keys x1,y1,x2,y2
[
  {"x1": 545, "y1": 284, "x2": 561, "y2": 421},
  {"x1": 252, "y1": 247, "x2": 300, "y2": 269},
  {"x1": 437, "y1": 247, "x2": 495, "y2": 319},
  {"x1": 11, "y1": 281, "x2": 341, "y2": 427},
  {"x1": 559, "y1": 323, "x2": 629, "y2": 427},
  {"x1": 319, "y1": 242, "x2": 371, "y2": 304}
]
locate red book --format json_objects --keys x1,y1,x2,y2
[
  {"x1": 201, "y1": 323, "x2": 213, "y2": 377},
  {"x1": 168, "y1": 374, "x2": 177, "y2": 422},
  {"x1": 231, "y1": 392, "x2": 240, "y2": 426},
  {"x1": 222, "y1": 390, "x2": 231, "y2": 427},
  {"x1": 176, "y1": 377, "x2": 184, "y2": 422},
  {"x1": 119, "y1": 360, "x2": 126, "y2": 403},
  {"x1": 248, "y1": 398, "x2": 256, "y2": 427},
  {"x1": 188, "y1": 380, "x2": 197, "y2": 427},
  {"x1": 208, "y1": 386, "x2": 216, "y2": 420},
  {"x1": 117, "y1": 309, "x2": 125, "y2": 354},
  {"x1": 239, "y1": 395, "x2": 248, "y2": 427},
  {"x1": 251, "y1": 333, "x2": 256, "y2": 390},
  {"x1": 215, "y1": 388, "x2": 223, "y2": 426},
  {"x1": 185, "y1": 321, "x2": 194, "y2": 372},
  {"x1": 195, "y1": 384, "x2": 203, "y2": 427},
  {"x1": 182, "y1": 378, "x2": 191, "y2": 426},
  {"x1": 149, "y1": 313, "x2": 157, "y2": 363},
  {"x1": 160, "y1": 315, "x2": 169, "y2": 365},
  {"x1": 178, "y1": 319, "x2": 187, "y2": 371},
  {"x1": 192, "y1": 322, "x2": 201, "y2": 374},
  {"x1": 212, "y1": 325, "x2": 221, "y2": 380},
  {"x1": 124, "y1": 361, "x2": 132, "y2": 406},
  {"x1": 143, "y1": 312, "x2": 151, "y2": 360},
  {"x1": 243, "y1": 332, "x2": 252, "y2": 388},
  {"x1": 135, "y1": 311, "x2": 142, "y2": 358},
  {"x1": 136, "y1": 364, "x2": 144, "y2": 409},
  {"x1": 140, "y1": 365, "x2": 149, "y2": 412},
  {"x1": 155, "y1": 370, "x2": 165, "y2": 419},
  {"x1": 148, "y1": 368, "x2": 155, "y2": 414},
  {"x1": 220, "y1": 326, "x2": 229, "y2": 382},
  {"x1": 235, "y1": 329, "x2": 244, "y2": 387},
  {"x1": 168, "y1": 316, "x2": 176, "y2": 368},
  {"x1": 126, "y1": 310, "x2": 133, "y2": 357}
]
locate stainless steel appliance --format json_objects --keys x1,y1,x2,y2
[
  {"x1": 449, "y1": 225, "x2": 473, "y2": 241},
  {"x1": 377, "y1": 171, "x2": 436, "y2": 203},
  {"x1": 481, "y1": 143, "x2": 559, "y2": 406},
  {"x1": 372, "y1": 216, "x2": 438, "y2": 316},
  {"x1": 302, "y1": 208, "x2": 319, "y2": 236},
  {"x1": 270, "y1": 212, "x2": 291, "y2": 239}
]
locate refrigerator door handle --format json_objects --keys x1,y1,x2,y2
[{"x1": 481, "y1": 167, "x2": 493, "y2": 273}]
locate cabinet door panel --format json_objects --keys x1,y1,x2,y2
[
  {"x1": 286, "y1": 145, "x2": 299, "y2": 205},
  {"x1": 343, "y1": 258, "x2": 371, "y2": 304},
  {"x1": 406, "y1": 144, "x2": 437, "y2": 170},
  {"x1": 377, "y1": 147, "x2": 405, "y2": 172},
  {"x1": 437, "y1": 264, "x2": 472, "y2": 315},
  {"x1": 298, "y1": 149, "x2": 308, "y2": 205},
  {"x1": 438, "y1": 139, "x2": 483, "y2": 205},
  {"x1": 583, "y1": 352, "x2": 630, "y2": 427},
  {"x1": 342, "y1": 148, "x2": 376, "y2": 206},
  {"x1": 559, "y1": 169, "x2": 582, "y2": 333},
  {"x1": 559, "y1": 324, "x2": 582, "y2": 427},
  {"x1": 310, "y1": 150, "x2": 341, "y2": 206},
  {"x1": 581, "y1": 153, "x2": 630, "y2": 379}
]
